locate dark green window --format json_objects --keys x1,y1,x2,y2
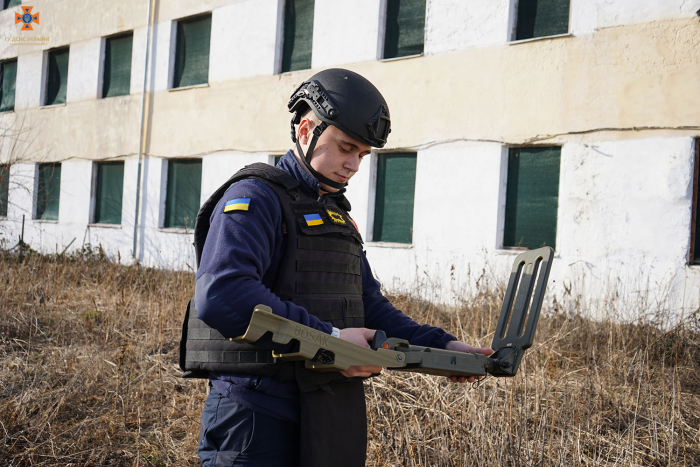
[
  {"x1": 0, "y1": 59, "x2": 17, "y2": 112},
  {"x1": 0, "y1": 164, "x2": 9, "y2": 217},
  {"x1": 164, "y1": 159, "x2": 201, "y2": 229},
  {"x1": 281, "y1": 0, "x2": 314, "y2": 73},
  {"x1": 102, "y1": 33, "x2": 133, "y2": 98},
  {"x1": 173, "y1": 15, "x2": 211, "y2": 89},
  {"x1": 515, "y1": 0, "x2": 570, "y2": 41},
  {"x1": 383, "y1": 0, "x2": 426, "y2": 60},
  {"x1": 691, "y1": 140, "x2": 700, "y2": 264},
  {"x1": 36, "y1": 163, "x2": 61, "y2": 221},
  {"x1": 373, "y1": 153, "x2": 416, "y2": 244},
  {"x1": 273, "y1": 155, "x2": 282, "y2": 166},
  {"x1": 93, "y1": 162, "x2": 124, "y2": 225},
  {"x1": 45, "y1": 48, "x2": 69, "y2": 106},
  {"x1": 3, "y1": 0, "x2": 23, "y2": 10},
  {"x1": 504, "y1": 147, "x2": 560, "y2": 250}
]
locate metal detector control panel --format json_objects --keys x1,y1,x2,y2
[{"x1": 232, "y1": 247, "x2": 554, "y2": 378}]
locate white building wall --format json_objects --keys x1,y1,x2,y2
[
  {"x1": 66, "y1": 39, "x2": 102, "y2": 103},
  {"x1": 312, "y1": 0, "x2": 383, "y2": 68},
  {"x1": 14, "y1": 53, "x2": 43, "y2": 109},
  {"x1": 210, "y1": 0, "x2": 281, "y2": 82},
  {"x1": 425, "y1": 0, "x2": 512, "y2": 53},
  {"x1": 571, "y1": 0, "x2": 700, "y2": 34}
]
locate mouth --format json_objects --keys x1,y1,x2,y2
[{"x1": 334, "y1": 173, "x2": 349, "y2": 182}]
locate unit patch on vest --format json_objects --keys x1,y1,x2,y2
[
  {"x1": 325, "y1": 209, "x2": 346, "y2": 225},
  {"x1": 304, "y1": 213, "x2": 324, "y2": 226},
  {"x1": 347, "y1": 215, "x2": 359, "y2": 232},
  {"x1": 224, "y1": 198, "x2": 251, "y2": 212}
]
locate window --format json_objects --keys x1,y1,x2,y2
[
  {"x1": 0, "y1": 164, "x2": 9, "y2": 217},
  {"x1": 272, "y1": 155, "x2": 283, "y2": 166},
  {"x1": 93, "y1": 162, "x2": 124, "y2": 225},
  {"x1": 503, "y1": 147, "x2": 560, "y2": 249},
  {"x1": 173, "y1": 14, "x2": 211, "y2": 89},
  {"x1": 164, "y1": 159, "x2": 202, "y2": 229},
  {"x1": 3, "y1": 0, "x2": 22, "y2": 10},
  {"x1": 36, "y1": 163, "x2": 61, "y2": 221},
  {"x1": 280, "y1": 0, "x2": 314, "y2": 73},
  {"x1": 373, "y1": 153, "x2": 416, "y2": 244},
  {"x1": 45, "y1": 47, "x2": 69, "y2": 106},
  {"x1": 383, "y1": 0, "x2": 426, "y2": 60},
  {"x1": 102, "y1": 33, "x2": 133, "y2": 98},
  {"x1": 0, "y1": 59, "x2": 17, "y2": 112},
  {"x1": 691, "y1": 139, "x2": 700, "y2": 264},
  {"x1": 514, "y1": 0, "x2": 570, "y2": 41}
]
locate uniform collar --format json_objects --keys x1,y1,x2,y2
[{"x1": 277, "y1": 150, "x2": 348, "y2": 200}]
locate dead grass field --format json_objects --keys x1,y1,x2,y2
[{"x1": 1, "y1": 249, "x2": 699, "y2": 466}]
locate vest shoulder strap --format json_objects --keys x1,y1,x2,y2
[{"x1": 193, "y1": 163, "x2": 300, "y2": 268}]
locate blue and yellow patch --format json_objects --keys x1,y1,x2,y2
[
  {"x1": 304, "y1": 214, "x2": 324, "y2": 226},
  {"x1": 223, "y1": 198, "x2": 251, "y2": 213}
]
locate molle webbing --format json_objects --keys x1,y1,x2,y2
[{"x1": 297, "y1": 237, "x2": 361, "y2": 256}]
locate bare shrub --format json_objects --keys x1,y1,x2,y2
[{"x1": 0, "y1": 251, "x2": 698, "y2": 466}]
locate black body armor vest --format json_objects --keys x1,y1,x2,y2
[{"x1": 179, "y1": 163, "x2": 365, "y2": 379}]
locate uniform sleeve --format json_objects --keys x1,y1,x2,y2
[
  {"x1": 194, "y1": 179, "x2": 333, "y2": 343},
  {"x1": 361, "y1": 252, "x2": 457, "y2": 349}
]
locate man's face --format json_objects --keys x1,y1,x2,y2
[{"x1": 297, "y1": 119, "x2": 372, "y2": 193}]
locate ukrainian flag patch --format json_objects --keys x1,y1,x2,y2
[
  {"x1": 223, "y1": 198, "x2": 251, "y2": 213},
  {"x1": 304, "y1": 213, "x2": 324, "y2": 226}
]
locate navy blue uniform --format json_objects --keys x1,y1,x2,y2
[{"x1": 195, "y1": 151, "x2": 456, "y2": 463}]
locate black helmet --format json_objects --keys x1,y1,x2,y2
[{"x1": 288, "y1": 68, "x2": 391, "y2": 189}]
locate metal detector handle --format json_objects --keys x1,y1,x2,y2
[{"x1": 488, "y1": 247, "x2": 554, "y2": 376}]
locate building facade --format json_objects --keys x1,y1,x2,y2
[{"x1": 1, "y1": 0, "x2": 699, "y2": 320}]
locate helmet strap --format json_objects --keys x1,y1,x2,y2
[{"x1": 295, "y1": 121, "x2": 346, "y2": 190}]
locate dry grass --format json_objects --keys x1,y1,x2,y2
[{"x1": 1, "y1": 250, "x2": 699, "y2": 466}]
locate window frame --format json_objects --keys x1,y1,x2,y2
[
  {"x1": 0, "y1": 58, "x2": 18, "y2": 113},
  {"x1": 100, "y1": 31, "x2": 134, "y2": 99},
  {"x1": 0, "y1": 163, "x2": 9, "y2": 218},
  {"x1": 42, "y1": 46, "x2": 70, "y2": 107},
  {"x1": 170, "y1": 13, "x2": 212, "y2": 90},
  {"x1": 34, "y1": 162, "x2": 62, "y2": 222},
  {"x1": 690, "y1": 139, "x2": 700, "y2": 265},
  {"x1": 370, "y1": 151, "x2": 418, "y2": 245},
  {"x1": 501, "y1": 145, "x2": 561, "y2": 251},
  {"x1": 278, "y1": 0, "x2": 315, "y2": 74},
  {"x1": 509, "y1": 0, "x2": 572, "y2": 43},
  {"x1": 161, "y1": 158, "x2": 202, "y2": 230},
  {"x1": 90, "y1": 161, "x2": 125, "y2": 226},
  {"x1": 379, "y1": 0, "x2": 427, "y2": 61}
]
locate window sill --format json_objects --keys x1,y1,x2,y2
[
  {"x1": 158, "y1": 227, "x2": 193, "y2": 234},
  {"x1": 367, "y1": 241, "x2": 413, "y2": 249},
  {"x1": 380, "y1": 53, "x2": 423, "y2": 63},
  {"x1": 509, "y1": 33, "x2": 572, "y2": 46},
  {"x1": 33, "y1": 219, "x2": 59, "y2": 223},
  {"x1": 169, "y1": 83, "x2": 209, "y2": 92},
  {"x1": 88, "y1": 223, "x2": 122, "y2": 229},
  {"x1": 40, "y1": 103, "x2": 67, "y2": 109},
  {"x1": 0, "y1": 109, "x2": 15, "y2": 114},
  {"x1": 100, "y1": 93, "x2": 131, "y2": 100}
]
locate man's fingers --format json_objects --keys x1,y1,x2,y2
[{"x1": 341, "y1": 365, "x2": 383, "y2": 378}]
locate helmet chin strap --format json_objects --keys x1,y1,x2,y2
[{"x1": 295, "y1": 121, "x2": 347, "y2": 190}]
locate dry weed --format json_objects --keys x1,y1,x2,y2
[{"x1": 1, "y1": 250, "x2": 698, "y2": 466}]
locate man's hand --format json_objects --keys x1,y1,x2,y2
[
  {"x1": 445, "y1": 340, "x2": 493, "y2": 384},
  {"x1": 338, "y1": 327, "x2": 383, "y2": 377}
]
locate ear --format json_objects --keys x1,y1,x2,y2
[{"x1": 297, "y1": 118, "x2": 314, "y2": 145}]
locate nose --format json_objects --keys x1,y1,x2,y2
[{"x1": 344, "y1": 154, "x2": 361, "y2": 173}]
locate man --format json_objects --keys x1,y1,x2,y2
[{"x1": 189, "y1": 68, "x2": 492, "y2": 467}]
